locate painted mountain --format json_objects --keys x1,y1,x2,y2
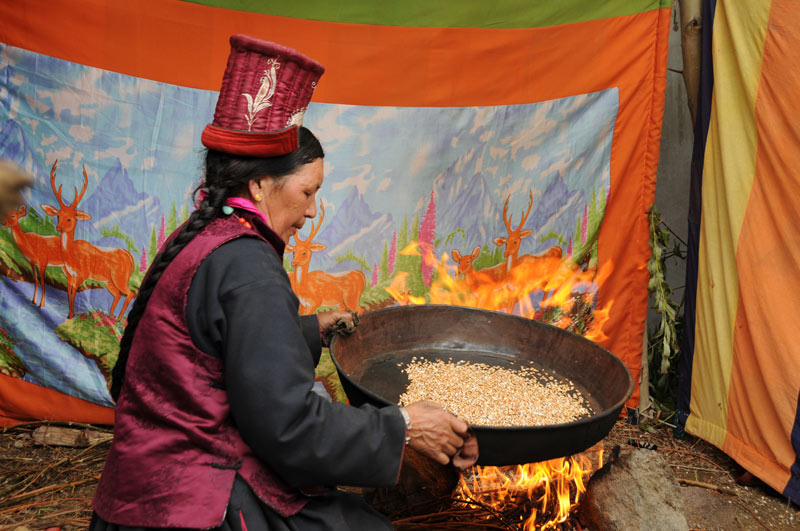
[
  {"x1": 80, "y1": 159, "x2": 161, "y2": 252},
  {"x1": 307, "y1": 187, "x2": 394, "y2": 273}
]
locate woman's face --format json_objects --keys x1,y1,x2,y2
[{"x1": 253, "y1": 158, "x2": 324, "y2": 243}]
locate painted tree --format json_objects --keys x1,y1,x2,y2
[
  {"x1": 395, "y1": 214, "x2": 410, "y2": 278},
  {"x1": 139, "y1": 248, "x2": 147, "y2": 272},
  {"x1": 398, "y1": 214, "x2": 409, "y2": 253},
  {"x1": 157, "y1": 216, "x2": 166, "y2": 251},
  {"x1": 587, "y1": 185, "x2": 606, "y2": 264},
  {"x1": 148, "y1": 226, "x2": 158, "y2": 264},
  {"x1": 181, "y1": 203, "x2": 189, "y2": 225},
  {"x1": 581, "y1": 203, "x2": 588, "y2": 245},
  {"x1": 474, "y1": 244, "x2": 504, "y2": 270},
  {"x1": 371, "y1": 264, "x2": 379, "y2": 287},
  {"x1": 166, "y1": 201, "x2": 178, "y2": 235},
  {"x1": 419, "y1": 190, "x2": 437, "y2": 286},
  {"x1": 407, "y1": 214, "x2": 425, "y2": 296},
  {"x1": 573, "y1": 217, "x2": 582, "y2": 254},
  {"x1": 388, "y1": 230, "x2": 397, "y2": 276},
  {"x1": 379, "y1": 241, "x2": 390, "y2": 283}
]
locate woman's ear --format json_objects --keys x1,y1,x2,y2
[{"x1": 247, "y1": 179, "x2": 264, "y2": 202}]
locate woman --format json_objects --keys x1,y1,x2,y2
[{"x1": 91, "y1": 36, "x2": 476, "y2": 531}]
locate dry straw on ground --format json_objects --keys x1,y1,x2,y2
[{"x1": 1, "y1": 417, "x2": 798, "y2": 530}]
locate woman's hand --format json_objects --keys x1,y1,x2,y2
[
  {"x1": 403, "y1": 401, "x2": 477, "y2": 469},
  {"x1": 317, "y1": 310, "x2": 359, "y2": 347}
]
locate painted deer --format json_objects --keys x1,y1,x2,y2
[
  {"x1": 1, "y1": 205, "x2": 65, "y2": 307},
  {"x1": 493, "y1": 190, "x2": 535, "y2": 270},
  {"x1": 285, "y1": 200, "x2": 366, "y2": 315},
  {"x1": 452, "y1": 244, "x2": 566, "y2": 313},
  {"x1": 41, "y1": 161, "x2": 136, "y2": 321},
  {"x1": 451, "y1": 246, "x2": 508, "y2": 292},
  {"x1": 492, "y1": 191, "x2": 567, "y2": 285}
]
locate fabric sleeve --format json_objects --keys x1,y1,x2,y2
[
  {"x1": 299, "y1": 315, "x2": 322, "y2": 365},
  {"x1": 187, "y1": 237, "x2": 405, "y2": 488}
]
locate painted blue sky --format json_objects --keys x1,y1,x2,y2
[
  {"x1": 1, "y1": 43, "x2": 616, "y2": 244},
  {"x1": 0, "y1": 43, "x2": 618, "y2": 405}
]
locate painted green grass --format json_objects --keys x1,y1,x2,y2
[
  {"x1": 56, "y1": 310, "x2": 125, "y2": 386},
  {"x1": 0, "y1": 327, "x2": 25, "y2": 378}
]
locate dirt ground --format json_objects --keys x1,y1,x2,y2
[{"x1": 1, "y1": 417, "x2": 798, "y2": 530}]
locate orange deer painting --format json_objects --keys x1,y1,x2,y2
[
  {"x1": 1, "y1": 205, "x2": 65, "y2": 308},
  {"x1": 493, "y1": 191, "x2": 536, "y2": 270},
  {"x1": 491, "y1": 191, "x2": 568, "y2": 287},
  {"x1": 451, "y1": 246, "x2": 516, "y2": 311},
  {"x1": 451, "y1": 246, "x2": 508, "y2": 292},
  {"x1": 41, "y1": 161, "x2": 136, "y2": 321},
  {"x1": 285, "y1": 200, "x2": 366, "y2": 315}
]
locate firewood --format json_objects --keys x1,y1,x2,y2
[
  {"x1": 32, "y1": 426, "x2": 89, "y2": 447},
  {"x1": 31, "y1": 426, "x2": 112, "y2": 448}
]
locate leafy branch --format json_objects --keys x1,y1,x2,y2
[{"x1": 647, "y1": 205, "x2": 684, "y2": 410}]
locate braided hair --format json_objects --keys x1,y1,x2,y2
[{"x1": 110, "y1": 127, "x2": 324, "y2": 401}]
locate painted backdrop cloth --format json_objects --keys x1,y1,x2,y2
[
  {"x1": 679, "y1": 0, "x2": 800, "y2": 504},
  {"x1": 0, "y1": 0, "x2": 670, "y2": 424}
]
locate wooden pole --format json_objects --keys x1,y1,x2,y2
[{"x1": 678, "y1": 0, "x2": 703, "y2": 128}]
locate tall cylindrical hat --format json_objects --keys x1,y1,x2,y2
[{"x1": 201, "y1": 35, "x2": 325, "y2": 157}]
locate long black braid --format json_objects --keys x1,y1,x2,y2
[{"x1": 110, "y1": 127, "x2": 324, "y2": 401}]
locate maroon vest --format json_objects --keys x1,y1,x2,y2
[{"x1": 93, "y1": 215, "x2": 309, "y2": 528}]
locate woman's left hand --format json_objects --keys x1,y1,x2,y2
[{"x1": 318, "y1": 310, "x2": 360, "y2": 347}]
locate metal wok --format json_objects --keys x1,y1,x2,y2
[{"x1": 329, "y1": 304, "x2": 633, "y2": 466}]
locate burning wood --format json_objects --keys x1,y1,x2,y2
[
  {"x1": 397, "y1": 358, "x2": 592, "y2": 427},
  {"x1": 382, "y1": 451, "x2": 602, "y2": 530}
]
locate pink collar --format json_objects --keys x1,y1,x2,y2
[{"x1": 196, "y1": 191, "x2": 270, "y2": 228}]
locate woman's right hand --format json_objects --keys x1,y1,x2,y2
[{"x1": 403, "y1": 401, "x2": 470, "y2": 466}]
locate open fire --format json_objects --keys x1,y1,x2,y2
[
  {"x1": 384, "y1": 241, "x2": 613, "y2": 528},
  {"x1": 455, "y1": 450, "x2": 603, "y2": 529},
  {"x1": 386, "y1": 242, "x2": 611, "y2": 342}
]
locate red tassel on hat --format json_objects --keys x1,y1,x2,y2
[{"x1": 201, "y1": 35, "x2": 325, "y2": 157}]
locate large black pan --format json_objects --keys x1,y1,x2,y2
[{"x1": 329, "y1": 304, "x2": 633, "y2": 466}]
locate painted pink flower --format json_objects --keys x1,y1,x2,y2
[
  {"x1": 157, "y1": 216, "x2": 166, "y2": 251},
  {"x1": 419, "y1": 191, "x2": 437, "y2": 286}
]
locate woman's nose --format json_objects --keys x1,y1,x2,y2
[{"x1": 306, "y1": 201, "x2": 317, "y2": 219}]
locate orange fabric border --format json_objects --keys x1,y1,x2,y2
[
  {"x1": 0, "y1": 0, "x2": 670, "y2": 413},
  {"x1": 0, "y1": 374, "x2": 114, "y2": 427},
  {"x1": 2, "y1": 0, "x2": 660, "y2": 106},
  {"x1": 598, "y1": 7, "x2": 670, "y2": 407}
]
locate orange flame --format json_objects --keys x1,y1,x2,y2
[
  {"x1": 456, "y1": 449, "x2": 604, "y2": 529},
  {"x1": 388, "y1": 244, "x2": 614, "y2": 527},
  {"x1": 390, "y1": 245, "x2": 613, "y2": 340}
]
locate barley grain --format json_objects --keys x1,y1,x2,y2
[{"x1": 398, "y1": 359, "x2": 591, "y2": 427}]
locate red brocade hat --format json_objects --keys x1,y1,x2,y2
[{"x1": 201, "y1": 35, "x2": 325, "y2": 157}]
